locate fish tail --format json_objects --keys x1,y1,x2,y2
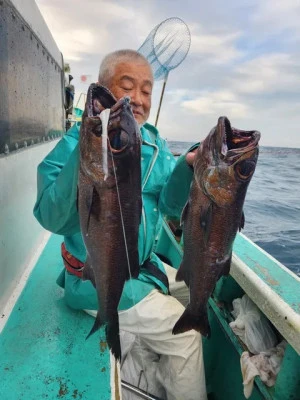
[
  {"x1": 172, "y1": 306, "x2": 211, "y2": 338},
  {"x1": 86, "y1": 312, "x2": 121, "y2": 361},
  {"x1": 175, "y1": 266, "x2": 185, "y2": 282},
  {"x1": 86, "y1": 311, "x2": 104, "y2": 340},
  {"x1": 106, "y1": 313, "x2": 121, "y2": 361}
]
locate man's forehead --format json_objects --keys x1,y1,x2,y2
[
  {"x1": 114, "y1": 61, "x2": 153, "y2": 84},
  {"x1": 120, "y1": 74, "x2": 153, "y2": 86}
]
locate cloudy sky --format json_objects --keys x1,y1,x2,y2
[{"x1": 36, "y1": 0, "x2": 300, "y2": 148}]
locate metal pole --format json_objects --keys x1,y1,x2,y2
[
  {"x1": 155, "y1": 72, "x2": 169, "y2": 127},
  {"x1": 121, "y1": 380, "x2": 163, "y2": 400}
]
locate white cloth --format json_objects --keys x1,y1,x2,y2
[
  {"x1": 240, "y1": 341, "x2": 287, "y2": 399},
  {"x1": 85, "y1": 263, "x2": 207, "y2": 400}
]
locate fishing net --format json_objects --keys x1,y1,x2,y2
[
  {"x1": 138, "y1": 17, "x2": 191, "y2": 81},
  {"x1": 138, "y1": 17, "x2": 191, "y2": 125}
]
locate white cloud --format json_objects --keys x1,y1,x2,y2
[
  {"x1": 35, "y1": 0, "x2": 300, "y2": 148},
  {"x1": 232, "y1": 53, "x2": 300, "y2": 94},
  {"x1": 189, "y1": 23, "x2": 243, "y2": 64},
  {"x1": 182, "y1": 90, "x2": 250, "y2": 119},
  {"x1": 55, "y1": 29, "x2": 99, "y2": 61},
  {"x1": 36, "y1": 2, "x2": 102, "y2": 61},
  {"x1": 252, "y1": 0, "x2": 300, "y2": 39},
  {"x1": 36, "y1": 0, "x2": 154, "y2": 62}
]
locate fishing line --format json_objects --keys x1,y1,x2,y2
[{"x1": 103, "y1": 114, "x2": 149, "y2": 393}]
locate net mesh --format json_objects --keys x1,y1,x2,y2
[{"x1": 138, "y1": 17, "x2": 191, "y2": 81}]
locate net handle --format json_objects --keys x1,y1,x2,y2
[{"x1": 154, "y1": 72, "x2": 169, "y2": 127}]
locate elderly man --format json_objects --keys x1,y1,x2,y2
[{"x1": 34, "y1": 49, "x2": 207, "y2": 400}]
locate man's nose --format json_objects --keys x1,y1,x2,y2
[{"x1": 130, "y1": 89, "x2": 142, "y2": 106}]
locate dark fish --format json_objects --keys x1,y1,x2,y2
[
  {"x1": 78, "y1": 83, "x2": 142, "y2": 360},
  {"x1": 173, "y1": 116, "x2": 260, "y2": 337}
]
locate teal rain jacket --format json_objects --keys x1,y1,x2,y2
[{"x1": 33, "y1": 122, "x2": 194, "y2": 311}]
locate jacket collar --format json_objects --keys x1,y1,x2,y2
[{"x1": 141, "y1": 123, "x2": 159, "y2": 145}]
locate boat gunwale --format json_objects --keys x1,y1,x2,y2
[{"x1": 158, "y1": 219, "x2": 300, "y2": 354}]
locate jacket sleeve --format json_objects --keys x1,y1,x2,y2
[
  {"x1": 33, "y1": 125, "x2": 80, "y2": 235},
  {"x1": 159, "y1": 143, "x2": 199, "y2": 219}
]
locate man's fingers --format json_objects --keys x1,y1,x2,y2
[{"x1": 186, "y1": 149, "x2": 197, "y2": 166}]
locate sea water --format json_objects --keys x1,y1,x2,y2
[{"x1": 167, "y1": 141, "x2": 300, "y2": 277}]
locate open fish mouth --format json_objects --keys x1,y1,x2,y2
[
  {"x1": 88, "y1": 84, "x2": 116, "y2": 116},
  {"x1": 219, "y1": 117, "x2": 260, "y2": 157},
  {"x1": 85, "y1": 83, "x2": 131, "y2": 153}
]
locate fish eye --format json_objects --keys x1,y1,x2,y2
[
  {"x1": 108, "y1": 129, "x2": 129, "y2": 152},
  {"x1": 235, "y1": 160, "x2": 255, "y2": 180}
]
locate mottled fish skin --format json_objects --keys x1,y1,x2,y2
[
  {"x1": 173, "y1": 116, "x2": 260, "y2": 337},
  {"x1": 78, "y1": 83, "x2": 142, "y2": 360}
]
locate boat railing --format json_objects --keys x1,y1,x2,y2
[{"x1": 155, "y1": 218, "x2": 300, "y2": 400}]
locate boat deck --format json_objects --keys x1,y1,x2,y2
[
  {"x1": 1, "y1": 225, "x2": 300, "y2": 400},
  {"x1": 0, "y1": 234, "x2": 111, "y2": 400}
]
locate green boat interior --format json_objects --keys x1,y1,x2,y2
[{"x1": 1, "y1": 220, "x2": 299, "y2": 400}]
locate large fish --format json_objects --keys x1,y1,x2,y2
[
  {"x1": 78, "y1": 83, "x2": 142, "y2": 360},
  {"x1": 173, "y1": 116, "x2": 260, "y2": 337}
]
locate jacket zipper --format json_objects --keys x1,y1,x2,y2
[{"x1": 141, "y1": 139, "x2": 159, "y2": 259}]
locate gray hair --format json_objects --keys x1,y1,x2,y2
[{"x1": 98, "y1": 49, "x2": 153, "y2": 86}]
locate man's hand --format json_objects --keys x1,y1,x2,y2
[{"x1": 185, "y1": 148, "x2": 198, "y2": 167}]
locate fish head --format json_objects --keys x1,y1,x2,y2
[
  {"x1": 195, "y1": 116, "x2": 260, "y2": 206},
  {"x1": 80, "y1": 83, "x2": 141, "y2": 184}
]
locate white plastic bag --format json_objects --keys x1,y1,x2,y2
[{"x1": 230, "y1": 294, "x2": 278, "y2": 354}]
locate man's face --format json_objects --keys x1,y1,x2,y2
[{"x1": 107, "y1": 61, "x2": 153, "y2": 126}]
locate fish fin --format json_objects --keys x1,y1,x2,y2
[
  {"x1": 106, "y1": 313, "x2": 121, "y2": 361},
  {"x1": 222, "y1": 252, "x2": 232, "y2": 276},
  {"x1": 85, "y1": 186, "x2": 100, "y2": 232},
  {"x1": 82, "y1": 258, "x2": 96, "y2": 287},
  {"x1": 200, "y1": 202, "x2": 213, "y2": 243},
  {"x1": 180, "y1": 201, "x2": 190, "y2": 226},
  {"x1": 175, "y1": 262, "x2": 189, "y2": 285},
  {"x1": 172, "y1": 306, "x2": 211, "y2": 338},
  {"x1": 239, "y1": 211, "x2": 245, "y2": 231},
  {"x1": 86, "y1": 311, "x2": 104, "y2": 340}
]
